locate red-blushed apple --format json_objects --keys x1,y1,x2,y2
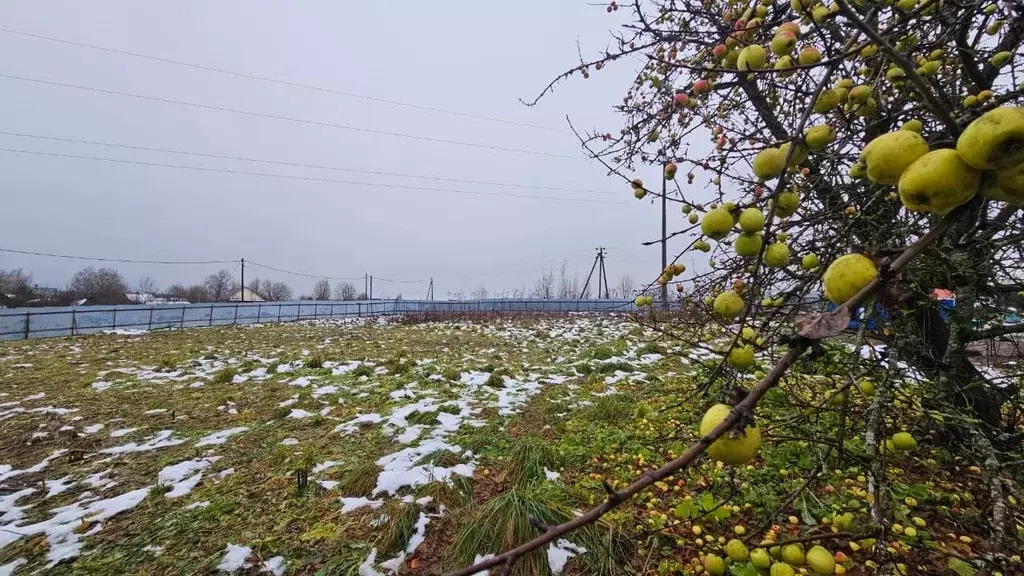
[
  {"x1": 778, "y1": 21, "x2": 801, "y2": 37},
  {"x1": 770, "y1": 31, "x2": 797, "y2": 55},
  {"x1": 713, "y1": 44, "x2": 727, "y2": 57},
  {"x1": 673, "y1": 92, "x2": 689, "y2": 107},
  {"x1": 798, "y1": 45, "x2": 822, "y2": 65},
  {"x1": 693, "y1": 79, "x2": 709, "y2": 94}
]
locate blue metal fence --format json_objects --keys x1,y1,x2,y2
[{"x1": 0, "y1": 299, "x2": 637, "y2": 341}]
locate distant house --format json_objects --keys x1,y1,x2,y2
[
  {"x1": 229, "y1": 288, "x2": 265, "y2": 302},
  {"x1": 126, "y1": 292, "x2": 155, "y2": 304},
  {"x1": 73, "y1": 293, "x2": 134, "y2": 306},
  {"x1": 0, "y1": 293, "x2": 15, "y2": 308},
  {"x1": 126, "y1": 293, "x2": 189, "y2": 305}
]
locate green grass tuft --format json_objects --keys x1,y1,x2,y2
[
  {"x1": 407, "y1": 410, "x2": 441, "y2": 426},
  {"x1": 584, "y1": 345, "x2": 616, "y2": 360},
  {"x1": 375, "y1": 500, "x2": 421, "y2": 555},
  {"x1": 597, "y1": 361, "x2": 635, "y2": 374},
  {"x1": 636, "y1": 342, "x2": 667, "y2": 356},
  {"x1": 384, "y1": 357, "x2": 413, "y2": 374},
  {"x1": 484, "y1": 371, "x2": 506, "y2": 387},
  {"x1": 504, "y1": 436, "x2": 559, "y2": 486},
  {"x1": 304, "y1": 351, "x2": 325, "y2": 369},
  {"x1": 582, "y1": 393, "x2": 636, "y2": 423},
  {"x1": 211, "y1": 366, "x2": 237, "y2": 384},
  {"x1": 351, "y1": 364, "x2": 374, "y2": 377},
  {"x1": 450, "y1": 482, "x2": 573, "y2": 575},
  {"x1": 415, "y1": 449, "x2": 463, "y2": 468},
  {"x1": 335, "y1": 461, "x2": 382, "y2": 497}
]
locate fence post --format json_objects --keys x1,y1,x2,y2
[
  {"x1": 330, "y1": 303, "x2": 335, "y2": 319},
  {"x1": 277, "y1": 304, "x2": 282, "y2": 323},
  {"x1": 257, "y1": 303, "x2": 262, "y2": 324},
  {"x1": 112, "y1": 308, "x2": 118, "y2": 332},
  {"x1": 209, "y1": 304, "x2": 215, "y2": 326},
  {"x1": 180, "y1": 306, "x2": 186, "y2": 328},
  {"x1": 233, "y1": 304, "x2": 239, "y2": 326},
  {"x1": 71, "y1": 308, "x2": 76, "y2": 336},
  {"x1": 23, "y1": 310, "x2": 30, "y2": 340},
  {"x1": 148, "y1": 307, "x2": 154, "y2": 331}
]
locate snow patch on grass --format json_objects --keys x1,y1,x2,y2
[
  {"x1": 547, "y1": 539, "x2": 587, "y2": 574},
  {"x1": 195, "y1": 427, "x2": 248, "y2": 447},
  {"x1": 101, "y1": 430, "x2": 186, "y2": 454},
  {"x1": 158, "y1": 457, "x2": 221, "y2": 498}
]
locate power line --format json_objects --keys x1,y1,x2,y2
[
  {"x1": 0, "y1": 130, "x2": 616, "y2": 196},
  {"x1": 373, "y1": 276, "x2": 429, "y2": 284},
  {"x1": 0, "y1": 247, "x2": 234, "y2": 265},
  {"x1": 0, "y1": 27, "x2": 565, "y2": 133},
  {"x1": 245, "y1": 260, "x2": 363, "y2": 281},
  {"x1": 0, "y1": 73, "x2": 583, "y2": 160},
  {"x1": 0, "y1": 147, "x2": 627, "y2": 204}
]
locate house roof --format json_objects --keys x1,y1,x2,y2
[{"x1": 228, "y1": 288, "x2": 265, "y2": 302}]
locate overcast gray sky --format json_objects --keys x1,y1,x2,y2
[{"x1": 0, "y1": 1, "x2": 714, "y2": 299}]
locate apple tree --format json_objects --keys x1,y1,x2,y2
[{"x1": 454, "y1": 0, "x2": 1024, "y2": 574}]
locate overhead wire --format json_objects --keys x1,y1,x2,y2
[
  {"x1": 3, "y1": 246, "x2": 649, "y2": 294},
  {"x1": 0, "y1": 130, "x2": 617, "y2": 196},
  {"x1": 245, "y1": 260, "x2": 363, "y2": 281},
  {"x1": 0, "y1": 73, "x2": 584, "y2": 160},
  {"x1": 0, "y1": 247, "x2": 234, "y2": 265},
  {"x1": 0, "y1": 147, "x2": 628, "y2": 204},
  {"x1": 0, "y1": 27, "x2": 565, "y2": 133}
]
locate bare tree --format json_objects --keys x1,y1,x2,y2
[
  {"x1": 166, "y1": 283, "x2": 208, "y2": 303},
  {"x1": 204, "y1": 269, "x2": 237, "y2": 302},
  {"x1": 69, "y1": 267, "x2": 127, "y2": 300},
  {"x1": 531, "y1": 268, "x2": 555, "y2": 299},
  {"x1": 334, "y1": 282, "x2": 358, "y2": 301},
  {"x1": 260, "y1": 279, "x2": 292, "y2": 301},
  {"x1": 246, "y1": 277, "x2": 262, "y2": 298},
  {"x1": 618, "y1": 275, "x2": 635, "y2": 299},
  {"x1": 0, "y1": 268, "x2": 32, "y2": 298},
  {"x1": 312, "y1": 279, "x2": 332, "y2": 300},
  {"x1": 185, "y1": 285, "x2": 210, "y2": 303},
  {"x1": 557, "y1": 260, "x2": 580, "y2": 298},
  {"x1": 471, "y1": 284, "x2": 488, "y2": 300},
  {"x1": 136, "y1": 276, "x2": 157, "y2": 295}
]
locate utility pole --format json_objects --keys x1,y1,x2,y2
[
  {"x1": 597, "y1": 247, "x2": 610, "y2": 299},
  {"x1": 240, "y1": 258, "x2": 245, "y2": 302},
  {"x1": 369, "y1": 275, "x2": 373, "y2": 300},
  {"x1": 661, "y1": 163, "x2": 669, "y2": 308},
  {"x1": 426, "y1": 278, "x2": 434, "y2": 301},
  {"x1": 364, "y1": 273, "x2": 368, "y2": 300},
  {"x1": 580, "y1": 247, "x2": 608, "y2": 299}
]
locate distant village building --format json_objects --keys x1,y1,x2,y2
[
  {"x1": 126, "y1": 293, "x2": 190, "y2": 305},
  {"x1": 229, "y1": 288, "x2": 264, "y2": 302},
  {"x1": 73, "y1": 293, "x2": 133, "y2": 306}
]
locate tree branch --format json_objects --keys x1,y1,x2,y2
[
  {"x1": 969, "y1": 322, "x2": 1024, "y2": 341},
  {"x1": 447, "y1": 201, "x2": 973, "y2": 576},
  {"x1": 836, "y1": 0, "x2": 961, "y2": 136}
]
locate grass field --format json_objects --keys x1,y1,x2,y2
[{"x1": 0, "y1": 315, "x2": 1010, "y2": 575}]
